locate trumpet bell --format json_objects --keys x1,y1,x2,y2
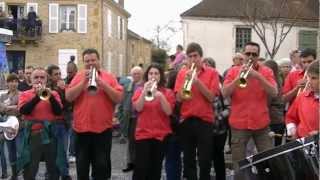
[
  {"x1": 182, "y1": 89, "x2": 192, "y2": 99},
  {"x1": 88, "y1": 67, "x2": 98, "y2": 94},
  {"x1": 238, "y1": 78, "x2": 247, "y2": 88},
  {"x1": 145, "y1": 91, "x2": 154, "y2": 101},
  {"x1": 0, "y1": 116, "x2": 19, "y2": 140},
  {"x1": 39, "y1": 88, "x2": 51, "y2": 101}
]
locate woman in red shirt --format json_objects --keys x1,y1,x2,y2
[{"x1": 132, "y1": 63, "x2": 175, "y2": 180}]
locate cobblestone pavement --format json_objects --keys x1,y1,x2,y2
[{"x1": 4, "y1": 136, "x2": 233, "y2": 180}]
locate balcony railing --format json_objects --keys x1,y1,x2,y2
[{"x1": 0, "y1": 17, "x2": 42, "y2": 42}]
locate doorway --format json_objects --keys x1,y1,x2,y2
[{"x1": 6, "y1": 50, "x2": 25, "y2": 73}]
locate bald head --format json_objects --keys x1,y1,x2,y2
[
  {"x1": 130, "y1": 66, "x2": 143, "y2": 83},
  {"x1": 233, "y1": 53, "x2": 245, "y2": 66}
]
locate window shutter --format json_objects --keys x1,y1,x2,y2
[
  {"x1": 0, "y1": 2, "x2": 5, "y2": 12},
  {"x1": 27, "y1": 3, "x2": 38, "y2": 14},
  {"x1": 49, "y1": 4, "x2": 59, "y2": 33},
  {"x1": 299, "y1": 30, "x2": 317, "y2": 50},
  {"x1": 107, "y1": 9, "x2": 112, "y2": 37},
  {"x1": 107, "y1": 52, "x2": 112, "y2": 72},
  {"x1": 122, "y1": 19, "x2": 126, "y2": 40},
  {"x1": 117, "y1": 16, "x2": 121, "y2": 39},
  {"x1": 77, "y1": 4, "x2": 87, "y2": 33},
  {"x1": 119, "y1": 54, "x2": 123, "y2": 76}
]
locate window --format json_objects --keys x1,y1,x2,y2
[
  {"x1": 59, "y1": 6, "x2": 76, "y2": 32},
  {"x1": 49, "y1": 3, "x2": 87, "y2": 34},
  {"x1": 235, "y1": 27, "x2": 251, "y2": 52},
  {"x1": 299, "y1": 30, "x2": 317, "y2": 50}
]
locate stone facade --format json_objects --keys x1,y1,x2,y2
[
  {"x1": 127, "y1": 30, "x2": 152, "y2": 72},
  {"x1": 2, "y1": 0, "x2": 129, "y2": 77}
]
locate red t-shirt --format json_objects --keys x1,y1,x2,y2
[
  {"x1": 132, "y1": 87, "x2": 175, "y2": 141},
  {"x1": 68, "y1": 70, "x2": 123, "y2": 133},
  {"x1": 285, "y1": 91, "x2": 319, "y2": 138},
  {"x1": 18, "y1": 89, "x2": 62, "y2": 130},
  {"x1": 282, "y1": 70, "x2": 304, "y2": 95},
  {"x1": 223, "y1": 65, "x2": 276, "y2": 130},
  {"x1": 174, "y1": 65, "x2": 219, "y2": 123}
]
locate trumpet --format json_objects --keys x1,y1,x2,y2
[
  {"x1": 297, "y1": 72, "x2": 308, "y2": 96},
  {"x1": 182, "y1": 63, "x2": 196, "y2": 99},
  {"x1": 145, "y1": 79, "x2": 157, "y2": 101},
  {"x1": 0, "y1": 116, "x2": 19, "y2": 140},
  {"x1": 88, "y1": 66, "x2": 98, "y2": 94},
  {"x1": 238, "y1": 59, "x2": 253, "y2": 88},
  {"x1": 38, "y1": 83, "x2": 51, "y2": 101}
]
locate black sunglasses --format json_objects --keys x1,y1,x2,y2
[{"x1": 244, "y1": 52, "x2": 258, "y2": 57}]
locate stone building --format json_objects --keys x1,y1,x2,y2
[
  {"x1": 0, "y1": 0, "x2": 130, "y2": 78},
  {"x1": 127, "y1": 29, "x2": 152, "y2": 71}
]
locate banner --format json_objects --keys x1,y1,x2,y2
[{"x1": 0, "y1": 42, "x2": 8, "y2": 73}]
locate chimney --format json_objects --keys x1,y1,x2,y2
[{"x1": 119, "y1": 0, "x2": 124, "y2": 7}]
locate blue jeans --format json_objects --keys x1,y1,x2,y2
[
  {"x1": 53, "y1": 124, "x2": 69, "y2": 176},
  {"x1": 0, "y1": 140, "x2": 7, "y2": 176},
  {"x1": 165, "y1": 136, "x2": 182, "y2": 180},
  {"x1": 68, "y1": 129, "x2": 75, "y2": 156},
  {"x1": 6, "y1": 139, "x2": 17, "y2": 175}
]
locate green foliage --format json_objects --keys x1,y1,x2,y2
[{"x1": 151, "y1": 48, "x2": 168, "y2": 69}]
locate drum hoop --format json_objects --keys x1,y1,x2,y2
[{"x1": 240, "y1": 141, "x2": 315, "y2": 170}]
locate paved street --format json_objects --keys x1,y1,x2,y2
[{"x1": 3, "y1": 134, "x2": 233, "y2": 180}]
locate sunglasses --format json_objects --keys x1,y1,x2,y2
[{"x1": 244, "y1": 52, "x2": 259, "y2": 57}]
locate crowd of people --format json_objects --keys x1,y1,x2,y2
[{"x1": 0, "y1": 42, "x2": 318, "y2": 180}]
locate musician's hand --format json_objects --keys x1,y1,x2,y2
[
  {"x1": 248, "y1": 69, "x2": 260, "y2": 78},
  {"x1": 287, "y1": 126, "x2": 297, "y2": 138},
  {"x1": 95, "y1": 76, "x2": 107, "y2": 88},
  {"x1": 84, "y1": 69, "x2": 91, "y2": 81},
  {"x1": 33, "y1": 83, "x2": 42, "y2": 93},
  {"x1": 57, "y1": 80, "x2": 66, "y2": 90},
  {"x1": 143, "y1": 81, "x2": 153, "y2": 93},
  {"x1": 296, "y1": 79, "x2": 307, "y2": 89}
]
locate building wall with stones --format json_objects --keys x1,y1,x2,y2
[{"x1": 1, "y1": 0, "x2": 129, "y2": 77}]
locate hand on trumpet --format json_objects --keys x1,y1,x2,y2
[
  {"x1": 296, "y1": 78, "x2": 308, "y2": 89},
  {"x1": 57, "y1": 79, "x2": 66, "y2": 90}
]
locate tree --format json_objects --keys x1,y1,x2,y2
[
  {"x1": 151, "y1": 48, "x2": 168, "y2": 69},
  {"x1": 238, "y1": 0, "x2": 314, "y2": 60},
  {"x1": 151, "y1": 21, "x2": 180, "y2": 51}
]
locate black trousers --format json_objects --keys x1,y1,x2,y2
[
  {"x1": 75, "y1": 129, "x2": 112, "y2": 180},
  {"x1": 179, "y1": 117, "x2": 213, "y2": 180},
  {"x1": 132, "y1": 139, "x2": 166, "y2": 180},
  {"x1": 23, "y1": 132, "x2": 59, "y2": 180},
  {"x1": 212, "y1": 132, "x2": 227, "y2": 180}
]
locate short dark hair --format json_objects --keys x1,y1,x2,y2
[
  {"x1": 82, "y1": 48, "x2": 100, "y2": 60},
  {"x1": 307, "y1": 60, "x2": 319, "y2": 76},
  {"x1": 203, "y1": 57, "x2": 216, "y2": 68},
  {"x1": 143, "y1": 63, "x2": 166, "y2": 87},
  {"x1": 244, "y1": 41, "x2": 260, "y2": 55},
  {"x1": 6, "y1": 73, "x2": 19, "y2": 83},
  {"x1": 186, "y1": 42, "x2": 203, "y2": 57},
  {"x1": 70, "y1": 55, "x2": 75, "y2": 63},
  {"x1": 25, "y1": 65, "x2": 34, "y2": 70},
  {"x1": 300, "y1": 48, "x2": 316, "y2": 59},
  {"x1": 177, "y1": 44, "x2": 183, "y2": 51},
  {"x1": 46, "y1": 64, "x2": 60, "y2": 76}
]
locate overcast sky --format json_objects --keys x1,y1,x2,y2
[{"x1": 125, "y1": 0, "x2": 201, "y2": 53}]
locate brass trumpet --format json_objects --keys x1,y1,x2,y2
[
  {"x1": 238, "y1": 59, "x2": 253, "y2": 88},
  {"x1": 38, "y1": 83, "x2": 51, "y2": 101},
  {"x1": 88, "y1": 66, "x2": 98, "y2": 94},
  {"x1": 297, "y1": 72, "x2": 308, "y2": 96},
  {"x1": 145, "y1": 79, "x2": 157, "y2": 101},
  {"x1": 0, "y1": 116, "x2": 19, "y2": 140},
  {"x1": 182, "y1": 63, "x2": 196, "y2": 99}
]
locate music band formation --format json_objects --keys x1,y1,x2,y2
[{"x1": 0, "y1": 42, "x2": 319, "y2": 180}]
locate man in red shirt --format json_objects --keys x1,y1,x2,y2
[
  {"x1": 18, "y1": 67, "x2": 63, "y2": 180},
  {"x1": 65, "y1": 49, "x2": 123, "y2": 180},
  {"x1": 286, "y1": 60, "x2": 319, "y2": 138},
  {"x1": 174, "y1": 42, "x2": 220, "y2": 180},
  {"x1": 282, "y1": 48, "x2": 316, "y2": 104},
  {"x1": 223, "y1": 42, "x2": 277, "y2": 178}
]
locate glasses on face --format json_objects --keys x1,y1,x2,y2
[
  {"x1": 34, "y1": 76, "x2": 46, "y2": 79},
  {"x1": 187, "y1": 53, "x2": 199, "y2": 58},
  {"x1": 244, "y1": 52, "x2": 259, "y2": 58}
]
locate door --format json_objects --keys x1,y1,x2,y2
[{"x1": 6, "y1": 51, "x2": 25, "y2": 73}]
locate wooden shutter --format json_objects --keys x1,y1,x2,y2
[
  {"x1": 49, "y1": 4, "x2": 59, "y2": 33},
  {"x1": 77, "y1": 4, "x2": 87, "y2": 33}
]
